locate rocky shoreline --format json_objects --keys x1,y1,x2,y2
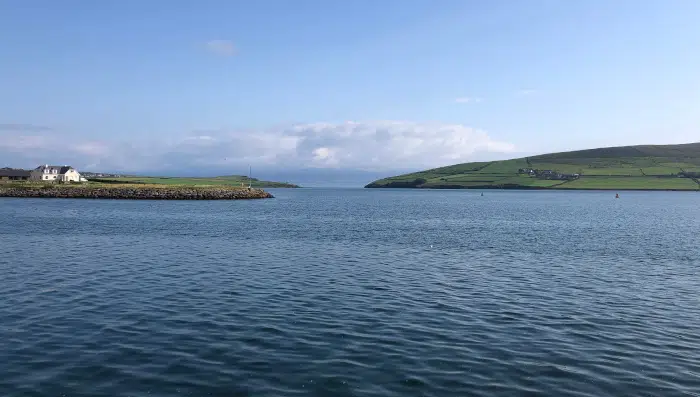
[{"x1": 0, "y1": 185, "x2": 274, "y2": 200}]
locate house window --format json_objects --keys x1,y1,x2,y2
[{"x1": 44, "y1": 176, "x2": 49, "y2": 180}]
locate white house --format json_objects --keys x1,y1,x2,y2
[{"x1": 30, "y1": 165, "x2": 83, "y2": 183}]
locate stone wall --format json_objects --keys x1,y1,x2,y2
[{"x1": 0, "y1": 186, "x2": 274, "y2": 200}]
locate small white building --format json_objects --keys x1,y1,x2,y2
[{"x1": 30, "y1": 165, "x2": 83, "y2": 183}]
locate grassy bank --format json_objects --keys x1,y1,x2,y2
[
  {"x1": 366, "y1": 142, "x2": 700, "y2": 191},
  {"x1": 87, "y1": 175, "x2": 299, "y2": 188}
]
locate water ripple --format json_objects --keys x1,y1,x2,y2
[{"x1": 1, "y1": 190, "x2": 700, "y2": 396}]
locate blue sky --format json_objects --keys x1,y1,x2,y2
[{"x1": 1, "y1": 0, "x2": 699, "y2": 185}]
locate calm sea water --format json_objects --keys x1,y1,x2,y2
[{"x1": 1, "y1": 188, "x2": 699, "y2": 397}]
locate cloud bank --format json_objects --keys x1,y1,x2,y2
[{"x1": 0, "y1": 121, "x2": 515, "y2": 174}]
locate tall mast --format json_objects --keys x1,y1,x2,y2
[{"x1": 248, "y1": 165, "x2": 252, "y2": 188}]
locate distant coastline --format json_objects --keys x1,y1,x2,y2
[
  {"x1": 365, "y1": 184, "x2": 698, "y2": 192},
  {"x1": 0, "y1": 184, "x2": 274, "y2": 200},
  {"x1": 85, "y1": 175, "x2": 300, "y2": 189},
  {"x1": 365, "y1": 142, "x2": 700, "y2": 191},
  {"x1": 2, "y1": 167, "x2": 300, "y2": 189}
]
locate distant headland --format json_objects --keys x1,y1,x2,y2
[
  {"x1": 83, "y1": 174, "x2": 300, "y2": 189},
  {"x1": 1, "y1": 165, "x2": 298, "y2": 200},
  {"x1": 365, "y1": 142, "x2": 700, "y2": 191}
]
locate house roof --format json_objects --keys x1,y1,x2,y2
[
  {"x1": 0, "y1": 168, "x2": 31, "y2": 177},
  {"x1": 34, "y1": 165, "x2": 74, "y2": 174}
]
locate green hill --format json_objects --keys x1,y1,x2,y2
[
  {"x1": 87, "y1": 175, "x2": 300, "y2": 188},
  {"x1": 365, "y1": 142, "x2": 700, "y2": 191}
]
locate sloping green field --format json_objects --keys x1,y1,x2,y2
[
  {"x1": 366, "y1": 142, "x2": 700, "y2": 190},
  {"x1": 556, "y1": 177, "x2": 697, "y2": 190}
]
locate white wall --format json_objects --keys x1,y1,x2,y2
[
  {"x1": 61, "y1": 169, "x2": 81, "y2": 182},
  {"x1": 29, "y1": 167, "x2": 82, "y2": 182},
  {"x1": 30, "y1": 169, "x2": 59, "y2": 181}
]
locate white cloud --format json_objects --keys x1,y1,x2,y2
[
  {"x1": 0, "y1": 121, "x2": 515, "y2": 172},
  {"x1": 204, "y1": 40, "x2": 236, "y2": 56},
  {"x1": 455, "y1": 97, "x2": 483, "y2": 103}
]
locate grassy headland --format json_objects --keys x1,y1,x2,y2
[
  {"x1": 365, "y1": 142, "x2": 700, "y2": 191},
  {"x1": 86, "y1": 175, "x2": 300, "y2": 188}
]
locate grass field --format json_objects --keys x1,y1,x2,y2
[
  {"x1": 87, "y1": 175, "x2": 299, "y2": 188},
  {"x1": 0, "y1": 181, "x2": 253, "y2": 190},
  {"x1": 555, "y1": 177, "x2": 698, "y2": 190},
  {"x1": 366, "y1": 142, "x2": 700, "y2": 190}
]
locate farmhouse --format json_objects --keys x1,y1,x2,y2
[
  {"x1": 518, "y1": 167, "x2": 581, "y2": 181},
  {"x1": 0, "y1": 168, "x2": 31, "y2": 182},
  {"x1": 29, "y1": 165, "x2": 85, "y2": 183}
]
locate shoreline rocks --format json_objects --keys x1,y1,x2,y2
[{"x1": 0, "y1": 185, "x2": 274, "y2": 200}]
